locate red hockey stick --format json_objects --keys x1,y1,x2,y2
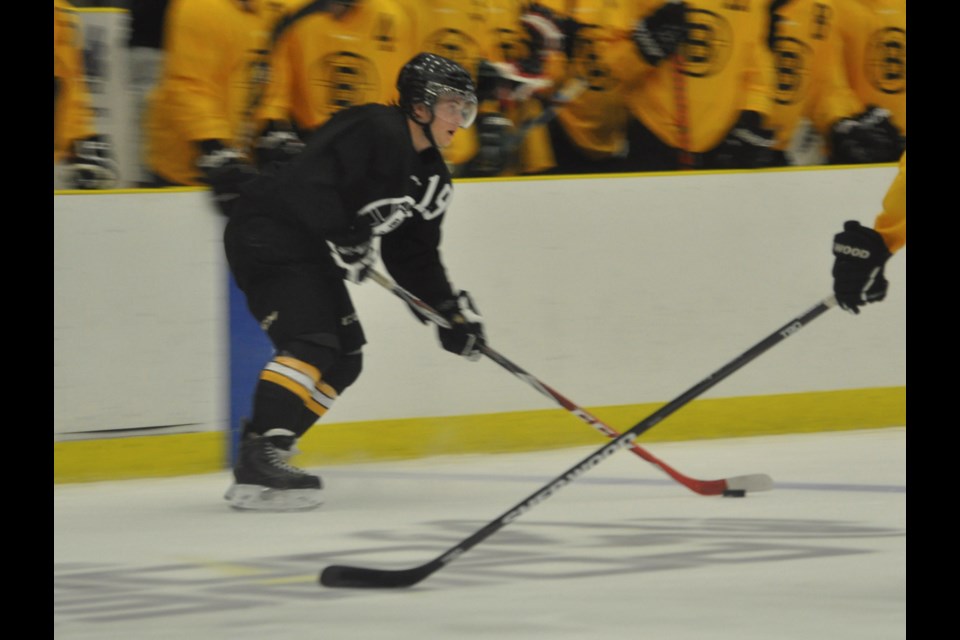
[{"x1": 366, "y1": 269, "x2": 772, "y2": 496}]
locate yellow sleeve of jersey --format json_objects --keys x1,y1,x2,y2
[
  {"x1": 146, "y1": 0, "x2": 276, "y2": 184},
  {"x1": 833, "y1": 0, "x2": 905, "y2": 135},
  {"x1": 874, "y1": 152, "x2": 906, "y2": 253},
  {"x1": 739, "y1": 11, "x2": 776, "y2": 120},
  {"x1": 807, "y1": 23, "x2": 862, "y2": 135},
  {"x1": 485, "y1": 0, "x2": 559, "y2": 174},
  {"x1": 252, "y1": 0, "x2": 315, "y2": 129},
  {"x1": 260, "y1": 0, "x2": 417, "y2": 133},
  {"x1": 53, "y1": 0, "x2": 95, "y2": 161},
  {"x1": 514, "y1": 99, "x2": 556, "y2": 175},
  {"x1": 603, "y1": 0, "x2": 663, "y2": 76},
  {"x1": 608, "y1": 2, "x2": 777, "y2": 152},
  {"x1": 159, "y1": 0, "x2": 239, "y2": 143},
  {"x1": 255, "y1": 16, "x2": 300, "y2": 128}
]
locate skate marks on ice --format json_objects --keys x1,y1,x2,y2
[{"x1": 55, "y1": 515, "x2": 904, "y2": 623}]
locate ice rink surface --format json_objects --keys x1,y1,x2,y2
[{"x1": 55, "y1": 428, "x2": 906, "y2": 640}]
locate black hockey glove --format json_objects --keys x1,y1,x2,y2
[
  {"x1": 195, "y1": 139, "x2": 258, "y2": 215},
  {"x1": 632, "y1": 1, "x2": 689, "y2": 67},
  {"x1": 462, "y1": 112, "x2": 515, "y2": 178},
  {"x1": 328, "y1": 226, "x2": 377, "y2": 284},
  {"x1": 829, "y1": 106, "x2": 904, "y2": 165},
  {"x1": 435, "y1": 291, "x2": 485, "y2": 361},
  {"x1": 65, "y1": 134, "x2": 119, "y2": 189},
  {"x1": 254, "y1": 120, "x2": 305, "y2": 171},
  {"x1": 705, "y1": 111, "x2": 776, "y2": 169},
  {"x1": 831, "y1": 220, "x2": 892, "y2": 314}
]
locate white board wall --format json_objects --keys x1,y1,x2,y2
[{"x1": 53, "y1": 166, "x2": 905, "y2": 437}]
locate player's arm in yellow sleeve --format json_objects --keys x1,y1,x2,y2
[
  {"x1": 830, "y1": 152, "x2": 905, "y2": 314},
  {"x1": 162, "y1": 0, "x2": 235, "y2": 143},
  {"x1": 874, "y1": 152, "x2": 906, "y2": 253}
]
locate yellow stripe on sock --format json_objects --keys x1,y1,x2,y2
[
  {"x1": 273, "y1": 356, "x2": 320, "y2": 382},
  {"x1": 316, "y1": 380, "x2": 338, "y2": 402},
  {"x1": 260, "y1": 369, "x2": 312, "y2": 403}
]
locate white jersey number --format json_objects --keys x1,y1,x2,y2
[{"x1": 414, "y1": 174, "x2": 452, "y2": 221}]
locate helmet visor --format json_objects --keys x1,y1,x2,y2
[{"x1": 429, "y1": 85, "x2": 478, "y2": 129}]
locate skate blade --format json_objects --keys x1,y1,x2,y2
[{"x1": 224, "y1": 483, "x2": 323, "y2": 512}]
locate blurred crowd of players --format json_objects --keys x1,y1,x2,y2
[{"x1": 54, "y1": 0, "x2": 905, "y2": 190}]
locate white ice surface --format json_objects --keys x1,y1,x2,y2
[{"x1": 55, "y1": 428, "x2": 906, "y2": 640}]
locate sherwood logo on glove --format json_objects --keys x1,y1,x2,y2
[{"x1": 833, "y1": 242, "x2": 873, "y2": 259}]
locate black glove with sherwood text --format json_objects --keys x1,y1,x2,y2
[{"x1": 831, "y1": 220, "x2": 892, "y2": 314}]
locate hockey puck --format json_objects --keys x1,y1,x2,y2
[{"x1": 722, "y1": 489, "x2": 747, "y2": 498}]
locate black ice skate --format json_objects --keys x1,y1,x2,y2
[{"x1": 224, "y1": 428, "x2": 323, "y2": 511}]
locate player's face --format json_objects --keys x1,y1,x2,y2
[{"x1": 430, "y1": 93, "x2": 478, "y2": 148}]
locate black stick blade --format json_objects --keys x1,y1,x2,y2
[{"x1": 319, "y1": 563, "x2": 437, "y2": 589}]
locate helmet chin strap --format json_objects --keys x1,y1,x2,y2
[{"x1": 421, "y1": 112, "x2": 438, "y2": 149}]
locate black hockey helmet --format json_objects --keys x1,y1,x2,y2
[{"x1": 397, "y1": 53, "x2": 478, "y2": 129}]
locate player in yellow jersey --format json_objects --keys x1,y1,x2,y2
[
  {"x1": 53, "y1": 0, "x2": 118, "y2": 189},
  {"x1": 614, "y1": 0, "x2": 778, "y2": 171},
  {"x1": 143, "y1": 0, "x2": 291, "y2": 210},
  {"x1": 256, "y1": 0, "x2": 418, "y2": 144},
  {"x1": 766, "y1": 0, "x2": 902, "y2": 166},
  {"x1": 830, "y1": 151, "x2": 905, "y2": 313},
  {"x1": 479, "y1": 0, "x2": 567, "y2": 176},
  {"x1": 829, "y1": 0, "x2": 904, "y2": 163},
  {"x1": 529, "y1": 0, "x2": 635, "y2": 174},
  {"x1": 766, "y1": 0, "x2": 852, "y2": 165}
]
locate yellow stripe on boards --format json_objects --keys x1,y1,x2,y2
[
  {"x1": 54, "y1": 432, "x2": 225, "y2": 483},
  {"x1": 54, "y1": 386, "x2": 905, "y2": 483}
]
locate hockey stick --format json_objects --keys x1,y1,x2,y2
[
  {"x1": 366, "y1": 269, "x2": 772, "y2": 496},
  {"x1": 319, "y1": 288, "x2": 834, "y2": 588}
]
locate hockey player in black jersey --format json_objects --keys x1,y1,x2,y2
[{"x1": 223, "y1": 53, "x2": 484, "y2": 511}]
